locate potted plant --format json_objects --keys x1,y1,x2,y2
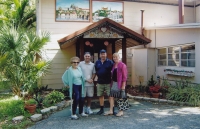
[
  {"x1": 149, "y1": 85, "x2": 161, "y2": 98},
  {"x1": 25, "y1": 99, "x2": 37, "y2": 114}
]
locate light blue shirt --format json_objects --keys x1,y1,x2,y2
[{"x1": 72, "y1": 68, "x2": 82, "y2": 85}]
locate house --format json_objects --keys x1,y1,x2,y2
[{"x1": 36, "y1": 0, "x2": 200, "y2": 89}]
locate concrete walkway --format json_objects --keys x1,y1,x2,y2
[{"x1": 28, "y1": 99, "x2": 200, "y2": 129}]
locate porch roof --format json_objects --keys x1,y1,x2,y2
[{"x1": 57, "y1": 18, "x2": 151, "y2": 49}]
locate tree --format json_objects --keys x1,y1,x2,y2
[
  {"x1": 0, "y1": 0, "x2": 36, "y2": 29},
  {"x1": 0, "y1": 25, "x2": 51, "y2": 96}
]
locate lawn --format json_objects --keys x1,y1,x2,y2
[{"x1": 0, "y1": 93, "x2": 34, "y2": 129}]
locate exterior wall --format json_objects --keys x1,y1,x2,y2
[
  {"x1": 124, "y1": 2, "x2": 195, "y2": 34},
  {"x1": 42, "y1": 44, "x2": 76, "y2": 89},
  {"x1": 146, "y1": 28, "x2": 200, "y2": 83},
  {"x1": 40, "y1": 0, "x2": 195, "y2": 35},
  {"x1": 38, "y1": 0, "x2": 198, "y2": 88},
  {"x1": 196, "y1": 5, "x2": 200, "y2": 22}
]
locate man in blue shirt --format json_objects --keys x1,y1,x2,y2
[{"x1": 95, "y1": 49, "x2": 113, "y2": 115}]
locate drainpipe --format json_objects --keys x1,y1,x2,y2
[
  {"x1": 141, "y1": 10, "x2": 144, "y2": 36},
  {"x1": 179, "y1": 0, "x2": 184, "y2": 24},
  {"x1": 194, "y1": 1, "x2": 196, "y2": 23}
]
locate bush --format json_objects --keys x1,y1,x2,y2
[
  {"x1": 45, "y1": 90, "x2": 64, "y2": 104},
  {"x1": 166, "y1": 80, "x2": 200, "y2": 106},
  {"x1": 25, "y1": 99, "x2": 37, "y2": 105}
]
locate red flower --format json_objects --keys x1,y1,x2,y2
[{"x1": 149, "y1": 85, "x2": 161, "y2": 93}]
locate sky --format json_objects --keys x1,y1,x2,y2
[
  {"x1": 56, "y1": 0, "x2": 89, "y2": 10},
  {"x1": 56, "y1": 0, "x2": 122, "y2": 11},
  {"x1": 92, "y1": 1, "x2": 123, "y2": 12}
]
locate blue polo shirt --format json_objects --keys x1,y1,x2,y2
[{"x1": 95, "y1": 59, "x2": 113, "y2": 84}]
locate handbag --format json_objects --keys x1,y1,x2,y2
[{"x1": 116, "y1": 90, "x2": 129, "y2": 110}]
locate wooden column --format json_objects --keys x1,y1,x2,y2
[
  {"x1": 179, "y1": 0, "x2": 184, "y2": 24},
  {"x1": 112, "y1": 41, "x2": 115, "y2": 54},
  {"x1": 76, "y1": 40, "x2": 80, "y2": 57},
  {"x1": 122, "y1": 37, "x2": 126, "y2": 64},
  {"x1": 80, "y1": 38, "x2": 84, "y2": 61},
  {"x1": 89, "y1": 0, "x2": 92, "y2": 22}
]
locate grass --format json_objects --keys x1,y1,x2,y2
[{"x1": 0, "y1": 94, "x2": 34, "y2": 129}]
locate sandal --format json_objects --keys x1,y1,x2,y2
[
  {"x1": 104, "y1": 111, "x2": 114, "y2": 116},
  {"x1": 116, "y1": 112, "x2": 123, "y2": 117}
]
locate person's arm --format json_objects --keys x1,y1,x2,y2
[
  {"x1": 62, "y1": 70, "x2": 69, "y2": 88},
  {"x1": 121, "y1": 64, "x2": 128, "y2": 90}
]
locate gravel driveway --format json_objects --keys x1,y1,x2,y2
[{"x1": 28, "y1": 99, "x2": 200, "y2": 129}]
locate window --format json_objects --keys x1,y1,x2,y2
[
  {"x1": 158, "y1": 48, "x2": 166, "y2": 66},
  {"x1": 181, "y1": 44, "x2": 195, "y2": 67},
  {"x1": 168, "y1": 47, "x2": 179, "y2": 66},
  {"x1": 158, "y1": 44, "x2": 195, "y2": 67}
]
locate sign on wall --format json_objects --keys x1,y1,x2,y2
[
  {"x1": 92, "y1": 1, "x2": 123, "y2": 23},
  {"x1": 55, "y1": 0, "x2": 90, "y2": 22}
]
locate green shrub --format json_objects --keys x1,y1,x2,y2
[
  {"x1": 166, "y1": 80, "x2": 200, "y2": 106},
  {"x1": 0, "y1": 99, "x2": 25, "y2": 120},
  {"x1": 25, "y1": 99, "x2": 37, "y2": 105},
  {"x1": 45, "y1": 90, "x2": 64, "y2": 104}
]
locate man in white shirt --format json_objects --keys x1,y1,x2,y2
[{"x1": 79, "y1": 52, "x2": 96, "y2": 114}]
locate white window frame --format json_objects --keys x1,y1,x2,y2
[{"x1": 157, "y1": 43, "x2": 195, "y2": 67}]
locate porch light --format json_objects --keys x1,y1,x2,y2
[
  {"x1": 89, "y1": 43, "x2": 93, "y2": 47},
  {"x1": 85, "y1": 41, "x2": 90, "y2": 46},
  {"x1": 104, "y1": 41, "x2": 109, "y2": 46}
]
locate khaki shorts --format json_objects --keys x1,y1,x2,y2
[
  {"x1": 84, "y1": 86, "x2": 94, "y2": 97},
  {"x1": 97, "y1": 84, "x2": 110, "y2": 96}
]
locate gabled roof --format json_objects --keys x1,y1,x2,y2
[{"x1": 58, "y1": 18, "x2": 151, "y2": 49}]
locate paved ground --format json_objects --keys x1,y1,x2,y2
[{"x1": 28, "y1": 99, "x2": 200, "y2": 129}]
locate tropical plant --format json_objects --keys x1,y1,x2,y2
[
  {"x1": 166, "y1": 80, "x2": 200, "y2": 106},
  {"x1": 0, "y1": 25, "x2": 51, "y2": 96},
  {"x1": 0, "y1": 0, "x2": 36, "y2": 29},
  {"x1": 147, "y1": 75, "x2": 157, "y2": 86},
  {"x1": 45, "y1": 90, "x2": 65, "y2": 104},
  {"x1": 25, "y1": 98, "x2": 37, "y2": 105}
]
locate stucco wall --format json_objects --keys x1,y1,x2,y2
[
  {"x1": 146, "y1": 28, "x2": 200, "y2": 83},
  {"x1": 124, "y1": 2, "x2": 195, "y2": 34},
  {"x1": 196, "y1": 5, "x2": 200, "y2": 22}
]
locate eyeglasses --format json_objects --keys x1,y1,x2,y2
[{"x1": 72, "y1": 62, "x2": 79, "y2": 64}]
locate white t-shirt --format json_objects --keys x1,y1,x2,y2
[{"x1": 79, "y1": 61, "x2": 96, "y2": 86}]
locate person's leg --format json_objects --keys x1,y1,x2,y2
[
  {"x1": 104, "y1": 97, "x2": 114, "y2": 115},
  {"x1": 96, "y1": 84, "x2": 105, "y2": 115},
  {"x1": 116, "y1": 110, "x2": 124, "y2": 117},
  {"x1": 78, "y1": 86, "x2": 88, "y2": 116},
  {"x1": 71, "y1": 84, "x2": 79, "y2": 119},
  {"x1": 86, "y1": 86, "x2": 94, "y2": 114}
]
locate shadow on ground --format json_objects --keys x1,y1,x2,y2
[{"x1": 28, "y1": 99, "x2": 200, "y2": 129}]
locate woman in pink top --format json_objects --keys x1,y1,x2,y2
[{"x1": 104, "y1": 53, "x2": 128, "y2": 117}]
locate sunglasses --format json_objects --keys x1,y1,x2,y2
[{"x1": 72, "y1": 62, "x2": 79, "y2": 64}]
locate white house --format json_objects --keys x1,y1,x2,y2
[{"x1": 36, "y1": 0, "x2": 200, "y2": 89}]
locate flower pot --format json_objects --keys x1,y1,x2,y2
[
  {"x1": 25, "y1": 104, "x2": 36, "y2": 114},
  {"x1": 151, "y1": 92, "x2": 160, "y2": 98}
]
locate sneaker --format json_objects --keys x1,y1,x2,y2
[
  {"x1": 96, "y1": 109, "x2": 104, "y2": 115},
  {"x1": 87, "y1": 107, "x2": 93, "y2": 114},
  {"x1": 81, "y1": 112, "x2": 88, "y2": 117},
  {"x1": 71, "y1": 114, "x2": 78, "y2": 119}
]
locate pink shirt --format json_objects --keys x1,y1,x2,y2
[{"x1": 111, "y1": 61, "x2": 128, "y2": 89}]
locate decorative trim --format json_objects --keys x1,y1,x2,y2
[{"x1": 164, "y1": 69, "x2": 195, "y2": 77}]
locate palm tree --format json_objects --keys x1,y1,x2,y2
[
  {"x1": 0, "y1": 25, "x2": 51, "y2": 96},
  {"x1": 0, "y1": 0, "x2": 36, "y2": 29}
]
